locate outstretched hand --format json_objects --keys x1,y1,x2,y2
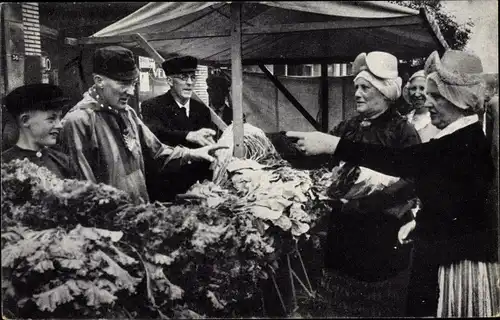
[
  {"x1": 186, "y1": 128, "x2": 216, "y2": 146},
  {"x1": 188, "y1": 144, "x2": 229, "y2": 162},
  {"x1": 286, "y1": 131, "x2": 340, "y2": 156}
]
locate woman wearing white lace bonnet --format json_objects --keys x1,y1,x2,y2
[
  {"x1": 286, "y1": 49, "x2": 498, "y2": 317},
  {"x1": 313, "y1": 51, "x2": 421, "y2": 316},
  {"x1": 351, "y1": 51, "x2": 403, "y2": 116},
  {"x1": 419, "y1": 49, "x2": 498, "y2": 318},
  {"x1": 403, "y1": 70, "x2": 441, "y2": 142}
]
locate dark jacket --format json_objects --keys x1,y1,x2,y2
[
  {"x1": 335, "y1": 122, "x2": 497, "y2": 264},
  {"x1": 325, "y1": 107, "x2": 421, "y2": 281},
  {"x1": 2, "y1": 145, "x2": 79, "y2": 180},
  {"x1": 335, "y1": 121, "x2": 496, "y2": 316},
  {"x1": 140, "y1": 91, "x2": 215, "y2": 201},
  {"x1": 141, "y1": 90, "x2": 214, "y2": 148}
]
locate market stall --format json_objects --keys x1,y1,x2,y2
[
  {"x1": 72, "y1": 1, "x2": 448, "y2": 157},
  {"x1": 2, "y1": 2, "x2": 453, "y2": 318},
  {"x1": 2, "y1": 122, "x2": 405, "y2": 318}
]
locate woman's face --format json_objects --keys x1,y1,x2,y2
[
  {"x1": 424, "y1": 91, "x2": 461, "y2": 129},
  {"x1": 408, "y1": 77, "x2": 426, "y2": 109},
  {"x1": 354, "y1": 78, "x2": 389, "y2": 117}
]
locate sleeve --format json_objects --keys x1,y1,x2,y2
[
  {"x1": 198, "y1": 101, "x2": 216, "y2": 129},
  {"x1": 356, "y1": 179, "x2": 416, "y2": 214},
  {"x1": 329, "y1": 120, "x2": 347, "y2": 137},
  {"x1": 354, "y1": 121, "x2": 421, "y2": 212},
  {"x1": 59, "y1": 110, "x2": 98, "y2": 183},
  {"x1": 135, "y1": 112, "x2": 190, "y2": 172},
  {"x1": 141, "y1": 99, "x2": 189, "y2": 146},
  {"x1": 334, "y1": 138, "x2": 432, "y2": 179}
]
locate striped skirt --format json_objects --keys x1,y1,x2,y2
[{"x1": 437, "y1": 260, "x2": 500, "y2": 317}]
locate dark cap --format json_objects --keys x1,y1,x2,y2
[
  {"x1": 4, "y1": 84, "x2": 69, "y2": 116},
  {"x1": 93, "y1": 46, "x2": 139, "y2": 81},
  {"x1": 162, "y1": 56, "x2": 198, "y2": 75}
]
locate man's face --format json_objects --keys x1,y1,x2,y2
[
  {"x1": 23, "y1": 110, "x2": 63, "y2": 147},
  {"x1": 98, "y1": 75, "x2": 137, "y2": 109},
  {"x1": 168, "y1": 72, "x2": 196, "y2": 104},
  {"x1": 354, "y1": 78, "x2": 388, "y2": 117}
]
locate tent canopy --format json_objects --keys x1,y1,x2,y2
[{"x1": 81, "y1": 1, "x2": 449, "y2": 65}]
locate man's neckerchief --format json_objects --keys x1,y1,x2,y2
[{"x1": 88, "y1": 86, "x2": 137, "y2": 154}]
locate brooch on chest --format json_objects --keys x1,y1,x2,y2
[
  {"x1": 123, "y1": 129, "x2": 136, "y2": 153},
  {"x1": 360, "y1": 120, "x2": 372, "y2": 127}
]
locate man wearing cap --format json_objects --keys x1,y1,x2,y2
[
  {"x1": 2, "y1": 84, "x2": 78, "y2": 179},
  {"x1": 59, "y1": 46, "x2": 226, "y2": 204},
  {"x1": 141, "y1": 56, "x2": 217, "y2": 201},
  {"x1": 141, "y1": 56, "x2": 216, "y2": 148}
]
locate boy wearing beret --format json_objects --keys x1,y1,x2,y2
[
  {"x1": 59, "y1": 46, "x2": 226, "y2": 204},
  {"x1": 2, "y1": 84, "x2": 78, "y2": 179},
  {"x1": 141, "y1": 56, "x2": 218, "y2": 201}
]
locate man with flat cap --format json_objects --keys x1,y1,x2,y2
[
  {"x1": 2, "y1": 83, "x2": 78, "y2": 179},
  {"x1": 141, "y1": 56, "x2": 218, "y2": 201},
  {"x1": 59, "y1": 46, "x2": 226, "y2": 204}
]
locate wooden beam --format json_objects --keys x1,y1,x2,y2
[
  {"x1": 231, "y1": 3, "x2": 244, "y2": 158},
  {"x1": 320, "y1": 63, "x2": 329, "y2": 132},
  {"x1": 258, "y1": 64, "x2": 321, "y2": 131},
  {"x1": 77, "y1": 34, "x2": 137, "y2": 45},
  {"x1": 64, "y1": 37, "x2": 79, "y2": 46},
  {"x1": 243, "y1": 56, "x2": 355, "y2": 66},
  {"x1": 378, "y1": 26, "x2": 435, "y2": 46},
  {"x1": 76, "y1": 15, "x2": 423, "y2": 44},
  {"x1": 244, "y1": 15, "x2": 422, "y2": 35},
  {"x1": 132, "y1": 33, "x2": 165, "y2": 64}
]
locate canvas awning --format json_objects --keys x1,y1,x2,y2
[
  {"x1": 76, "y1": 1, "x2": 449, "y2": 157},
  {"x1": 80, "y1": 1, "x2": 448, "y2": 64}
]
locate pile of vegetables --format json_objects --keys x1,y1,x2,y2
[
  {"x1": 1, "y1": 124, "x2": 398, "y2": 318},
  {"x1": 2, "y1": 159, "x2": 280, "y2": 318}
]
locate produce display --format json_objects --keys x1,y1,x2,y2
[{"x1": 1, "y1": 124, "x2": 400, "y2": 318}]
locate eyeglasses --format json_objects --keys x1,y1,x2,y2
[{"x1": 172, "y1": 73, "x2": 197, "y2": 81}]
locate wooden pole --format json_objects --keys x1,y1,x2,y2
[
  {"x1": 231, "y1": 3, "x2": 244, "y2": 158},
  {"x1": 321, "y1": 63, "x2": 329, "y2": 132}
]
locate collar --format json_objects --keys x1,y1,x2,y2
[
  {"x1": 13, "y1": 145, "x2": 46, "y2": 158},
  {"x1": 406, "y1": 109, "x2": 416, "y2": 121},
  {"x1": 407, "y1": 109, "x2": 432, "y2": 131},
  {"x1": 88, "y1": 86, "x2": 129, "y2": 114},
  {"x1": 174, "y1": 98, "x2": 190, "y2": 116},
  {"x1": 433, "y1": 114, "x2": 479, "y2": 139},
  {"x1": 357, "y1": 107, "x2": 395, "y2": 127}
]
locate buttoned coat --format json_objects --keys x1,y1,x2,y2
[{"x1": 141, "y1": 90, "x2": 215, "y2": 201}]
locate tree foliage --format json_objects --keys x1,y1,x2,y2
[{"x1": 390, "y1": 0, "x2": 473, "y2": 50}]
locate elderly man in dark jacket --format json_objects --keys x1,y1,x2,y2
[{"x1": 141, "y1": 56, "x2": 217, "y2": 201}]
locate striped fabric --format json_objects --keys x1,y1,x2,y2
[{"x1": 437, "y1": 260, "x2": 500, "y2": 317}]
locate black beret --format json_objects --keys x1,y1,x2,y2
[
  {"x1": 4, "y1": 84, "x2": 69, "y2": 116},
  {"x1": 162, "y1": 56, "x2": 198, "y2": 75},
  {"x1": 93, "y1": 46, "x2": 139, "y2": 81}
]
